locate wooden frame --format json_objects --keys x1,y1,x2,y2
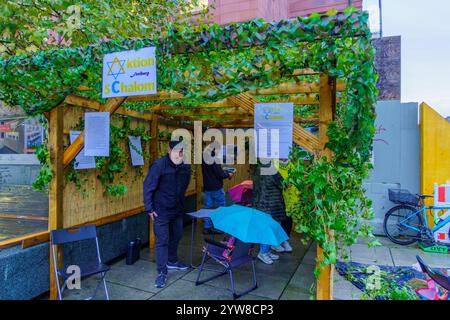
[{"x1": 0, "y1": 76, "x2": 338, "y2": 300}]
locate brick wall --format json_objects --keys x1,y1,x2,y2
[
  {"x1": 209, "y1": 0, "x2": 362, "y2": 24},
  {"x1": 287, "y1": 0, "x2": 362, "y2": 18}
]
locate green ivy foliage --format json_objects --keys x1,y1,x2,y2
[
  {"x1": 31, "y1": 139, "x2": 53, "y2": 191},
  {"x1": 64, "y1": 116, "x2": 151, "y2": 198},
  {"x1": 0, "y1": 8, "x2": 369, "y2": 115}
]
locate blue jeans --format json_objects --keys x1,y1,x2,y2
[
  {"x1": 204, "y1": 188, "x2": 226, "y2": 229},
  {"x1": 260, "y1": 244, "x2": 270, "y2": 254}
]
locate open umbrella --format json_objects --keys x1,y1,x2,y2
[
  {"x1": 228, "y1": 180, "x2": 253, "y2": 203},
  {"x1": 210, "y1": 204, "x2": 288, "y2": 246}
]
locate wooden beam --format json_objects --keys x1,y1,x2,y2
[
  {"x1": 62, "y1": 97, "x2": 127, "y2": 168},
  {"x1": 0, "y1": 214, "x2": 48, "y2": 221},
  {"x1": 208, "y1": 123, "x2": 254, "y2": 128},
  {"x1": 157, "y1": 117, "x2": 194, "y2": 130},
  {"x1": 316, "y1": 73, "x2": 335, "y2": 300},
  {"x1": 249, "y1": 80, "x2": 345, "y2": 95},
  {"x1": 65, "y1": 94, "x2": 152, "y2": 121},
  {"x1": 151, "y1": 110, "x2": 248, "y2": 118},
  {"x1": 148, "y1": 100, "x2": 238, "y2": 111},
  {"x1": 76, "y1": 85, "x2": 92, "y2": 91},
  {"x1": 0, "y1": 231, "x2": 49, "y2": 250},
  {"x1": 127, "y1": 91, "x2": 184, "y2": 102},
  {"x1": 146, "y1": 91, "x2": 324, "y2": 112},
  {"x1": 48, "y1": 106, "x2": 64, "y2": 300},
  {"x1": 22, "y1": 231, "x2": 50, "y2": 249}
]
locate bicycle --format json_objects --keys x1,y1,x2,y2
[{"x1": 383, "y1": 189, "x2": 450, "y2": 251}]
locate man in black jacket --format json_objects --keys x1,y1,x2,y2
[{"x1": 144, "y1": 140, "x2": 191, "y2": 288}]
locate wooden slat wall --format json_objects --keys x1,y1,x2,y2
[{"x1": 62, "y1": 107, "x2": 150, "y2": 227}]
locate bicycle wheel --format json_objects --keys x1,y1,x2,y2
[{"x1": 383, "y1": 205, "x2": 423, "y2": 245}]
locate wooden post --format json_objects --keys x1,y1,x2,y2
[
  {"x1": 48, "y1": 107, "x2": 64, "y2": 300},
  {"x1": 316, "y1": 73, "x2": 335, "y2": 300},
  {"x1": 148, "y1": 115, "x2": 159, "y2": 250}
]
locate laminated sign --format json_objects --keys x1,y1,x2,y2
[
  {"x1": 254, "y1": 103, "x2": 293, "y2": 159},
  {"x1": 102, "y1": 46, "x2": 157, "y2": 98}
]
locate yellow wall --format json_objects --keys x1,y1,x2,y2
[{"x1": 420, "y1": 102, "x2": 450, "y2": 221}]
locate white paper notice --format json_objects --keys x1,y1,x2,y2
[
  {"x1": 84, "y1": 112, "x2": 110, "y2": 157},
  {"x1": 128, "y1": 135, "x2": 144, "y2": 166},
  {"x1": 69, "y1": 131, "x2": 96, "y2": 170},
  {"x1": 254, "y1": 103, "x2": 293, "y2": 159}
]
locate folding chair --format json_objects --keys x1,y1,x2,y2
[
  {"x1": 195, "y1": 237, "x2": 258, "y2": 299},
  {"x1": 416, "y1": 255, "x2": 450, "y2": 291},
  {"x1": 51, "y1": 225, "x2": 110, "y2": 300}
]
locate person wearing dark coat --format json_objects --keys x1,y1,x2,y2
[
  {"x1": 201, "y1": 155, "x2": 234, "y2": 234},
  {"x1": 252, "y1": 161, "x2": 293, "y2": 265},
  {"x1": 144, "y1": 140, "x2": 191, "y2": 288}
]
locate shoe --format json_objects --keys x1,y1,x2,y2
[
  {"x1": 257, "y1": 253, "x2": 274, "y2": 265},
  {"x1": 155, "y1": 273, "x2": 167, "y2": 288},
  {"x1": 268, "y1": 252, "x2": 279, "y2": 260},
  {"x1": 271, "y1": 245, "x2": 285, "y2": 253},
  {"x1": 281, "y1": 241, "x2": 293, "y2": 253},
  {"x1": 167, "y1": 261, "x2": 189, "y2": 271}
]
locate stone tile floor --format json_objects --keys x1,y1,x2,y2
[
  {"x1": 57, "y1": 225, "x2": 316, "y2": 300},
  {"x1": 47, "y1": 225, "x2": 450, "y2": 300},
  {"x1": 333, "y1": 236, "x2": 450, "y2": 300}
]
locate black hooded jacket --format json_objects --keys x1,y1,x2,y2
[{"x1": 143, "y1": 155, "x2": 191, "y2": 215}]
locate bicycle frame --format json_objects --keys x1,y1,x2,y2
[{"x1": 399, "y1": 203, "x2": 450, "y2": 236}]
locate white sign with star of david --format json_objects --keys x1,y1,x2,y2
[{"x1": 102, "y1": 46, "x2": 157, "y2": 98}]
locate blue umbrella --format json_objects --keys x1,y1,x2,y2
[{"x1": 209, "y1": 205, "x2": 288, "y2": 246}]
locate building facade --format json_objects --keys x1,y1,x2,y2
[{"x1": 209, "y1": 0, "x2": 362, "y2": 24}]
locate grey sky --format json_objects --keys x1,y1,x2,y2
[{"x1": 381, "y1": 0, "x2": 450, "y2": 116}]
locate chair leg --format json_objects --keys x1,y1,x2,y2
[
  {"x1": 88, "y1": 273, "x2": 107, "y2": 300},
  {"x1": 251, "y1": 259, "x2": 258, "y2": 289},
  {"x1": 102, "y1": 273, "x2": 110, "y2": 300},
  {"x1": 195, "y1": 251, "x2": 208, "y2": 286},
  {"x1": 196, "y1": 252, "x2": 229, "y2": 286},
  {"x1": 229, "y1": 261, "x2": 258, "y2": 300},
  {"x1": 55, "y1": 275, "x2": 63, "y2": 300},
  {"x1": 229, "y1": 269, "x2": 237, "y2": 299}
]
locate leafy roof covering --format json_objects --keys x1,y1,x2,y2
[{"x1": 0, "y1": 7, "x2": 370, "y2": 115}]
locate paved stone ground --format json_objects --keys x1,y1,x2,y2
[
  {"x1": 57, "y1": 225, "x2": 316, "y2": 300},
  {"x1": 44, "y1": 226, "x2": 449, "y2": 300},
  {"x1": 332, "y1": 236, "x2": 450, "y2": 300}
]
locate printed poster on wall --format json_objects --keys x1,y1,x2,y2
[
  {"x1": 84, "y1": 112, "x2": 110, "y2": 157},
  {"x1": 102, "y1": 46, "x2": 157, "y2": 98},
  {"x1": 69, "y1": 130, "x2": 96, "y2": 169},
  {"x1": 128, "y1": 135, "x2": 144, "y2": 166},
  {"x1": 254, "y1": 103, "x2": 293, "y2": 159}
]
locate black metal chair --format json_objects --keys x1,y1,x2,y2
[
  {"x1": 51, "y1": 225, "x2": 110, "y2": 300},
  {"x1": 416, "y1": 255, "x2": 450, "y2": 291},
  {"x1": 195, "y1": 237, "x2": 257, "y2": 299}
]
